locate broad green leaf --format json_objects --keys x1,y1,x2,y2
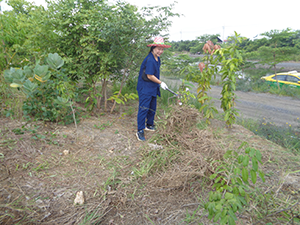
[
  {"x1": 242, "y1": 167, "x2": 248, "y2": 182},
  {"x1": 23, "y1": 80, "x2": 38, "y2": 93},
  {"x1": 34, "y1": 64, "x2": 49, "y2": 77},
  {"x1": 250, "y1": 170, "x2": 257, "y2": 184},
  {"x1": 23, "y1": 66, "x2": 33, "y2": 77},
  {"x1": 47, "y1": 53, "x2": 64, "y2": 69},
  {"x1": 5, "y1": 68, "x2": 26, "y2": 83}
]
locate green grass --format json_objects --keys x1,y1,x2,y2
[{"x1": 237, "y1": 117, "x2": 300, "y2": 152}]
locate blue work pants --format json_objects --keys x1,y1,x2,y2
[{"x1": 137, "y1": 93, "x2": 157, "y2": 131}]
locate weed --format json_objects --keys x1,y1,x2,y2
[
  {"x1": 79, "y1": 207, "x2": 103, "y2": 225},
  {"x1": 94, "y1": 122, "x2": 112, "y2": 130},
  {"x1": 183, "y1": 205, "x2": 202, "y2": 223},
  {"x1": 22, "y1": 162, "x2": 32, "y2": 170},
  {"x1": 32, "y1": 162, "x2": 49, "y2": 172}
]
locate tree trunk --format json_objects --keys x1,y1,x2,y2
[{"x1": 102, "y1": 79, "x2": 107, "y2": 112}]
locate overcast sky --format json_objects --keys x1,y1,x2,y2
[{"x1": 2, "y1": 0, "x2": 299, "y2": 41}]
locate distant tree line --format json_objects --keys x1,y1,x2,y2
[{"x1": 170, "y1": 29, "x2": 300, "y2": 62}]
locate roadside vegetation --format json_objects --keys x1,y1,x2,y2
[{"x1": 1, "y1": 0, "x2": 300, "y2": 224}]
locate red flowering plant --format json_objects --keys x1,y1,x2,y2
[
  {"x1": 193, "y1": 40, "x2": 221, "y2": 123},
  {"x1": 187, "y1": 33, "x2": 243, "y2": 127}
]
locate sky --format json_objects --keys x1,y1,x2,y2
[{"x1": 2, "y1": 0, "x2": 300, "y2": 42}]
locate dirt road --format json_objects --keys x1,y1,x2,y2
[
  {"x1": 164, "y1": 76, "x2": 300, "y2": 130},
  {"x1": 208, "y1": 86, "x2": 300, "y2": 129}
]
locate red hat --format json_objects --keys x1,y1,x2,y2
[{"x1": 147, "y1": 36, "x2": 171, "y2": 48}]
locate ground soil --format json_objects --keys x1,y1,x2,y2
[{"x1": 1, "y1": 101, "x2": 300, "y2": 225}]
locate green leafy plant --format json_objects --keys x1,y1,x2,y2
[
  {"x1": 108, "y1": 92, "x2": 138, "y2": 113},
  {"x1": 205, "y1": 142, "x2": 265, "y2": 225},
  {"x1": 177, "y1": 79, "x2": 196, "y2": 105},
  {"x1": 217, "y1": 33, "x2": 244, "y2": 127},
  {"x1": 4, "y1": 53, "x2": 79, "y2": 125}
]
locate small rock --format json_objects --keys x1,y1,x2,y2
[
  {"x1": 63, "y1": 150, "x2": 70, "y2": 155},
  {"x1": 74, "y1": 191, "x2": 84, "y2": 205}
]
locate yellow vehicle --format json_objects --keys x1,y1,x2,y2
[{"x1": 261, "y1": 71, "x2": 300, "y2": 89}]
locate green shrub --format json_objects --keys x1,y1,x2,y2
[{"x1": 3, "y1": 53, "x2": 79, "y2": 124}]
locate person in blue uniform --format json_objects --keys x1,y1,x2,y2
[{"x1": 136, "y1": 37, "x2": 171, "y2": 141}]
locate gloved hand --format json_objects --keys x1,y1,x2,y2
[{"x1": 160, "y1": 82, "x2": 168, "y2": 90}]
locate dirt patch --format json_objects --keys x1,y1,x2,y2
[{"x1": 1, "y1": 103, "x2": 300, "y2": 224}]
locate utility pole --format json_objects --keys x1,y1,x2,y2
[{"x1": 222, "y1": 26, "x2": 225, "y2": 42}]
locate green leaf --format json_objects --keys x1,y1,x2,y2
[
  {"x1": 242, "y1": 155, "x2": 249, "y2": 167},
  {"x1": 220, "y1": 214, "x2": 228, "y2": 225},
  {"x1": 225, "y1": 193, "x2": 233, "y2": 200},
  {"x1": 47, "y1": 53, "x2": 64, "y2": 69},
  {"x1": 250, "y1": 169, "x2": 257, "y2": 184},
  {"x1": 249, "y1": 148, "x2": 256, "y2": 157},
  {"x1": 213, "y1": 212, "x2": 221, "y2": 222},
  {"x1": 245, "y1": 147, "x2": 251, "y2": 153},
  {"x1": 256, "y1": 150, "x2": 262, "y2": 163},
  {"x1": 238, "y1": 155, "x2": 243, "y2": 164},
  {"x1": 242, "y1": 167, "x2": 248, "y2": 182},
  {"x1": 234, "y1": 167, "x2": 240, "y2": 175},
  {"x1": 228, "y1": 215, "x2": 236, "y2": 225},
  {"x1": 238, "y1": 186, "x2": 245, "y2": 196},
  {"x1": 23, "y1": 80, "x2": 38, "y2": 93},
  {"x1": 258, "y1": 170, "x2": 265, "y2": 182},
  {"x1": 34, "y1": 64, "x2": 49, "y2": 77},
  {"x1": 233, "y1": 186, "x2": 239, "y2": 195},
  {"x1": 252, "y1": 157, "x2": 258, "y2": 171},
  {"x1": 210, "y1": 174, "x2": 217, "y2": 179}
]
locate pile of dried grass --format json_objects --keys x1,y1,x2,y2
[{"x1": 147, "y1": 105, "x2": 225, "y2": 189}]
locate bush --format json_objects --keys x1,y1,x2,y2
[{"x1": 3, "y1": 53, "x2": 80, "y2": 124}]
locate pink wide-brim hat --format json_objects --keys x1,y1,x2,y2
[{"x1": 147, "y1": 36, "x2": 171, "y2": 48}]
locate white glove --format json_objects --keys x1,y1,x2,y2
[{"x1": 160, "y1": 82, "x2": 168, "y2": 90}]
